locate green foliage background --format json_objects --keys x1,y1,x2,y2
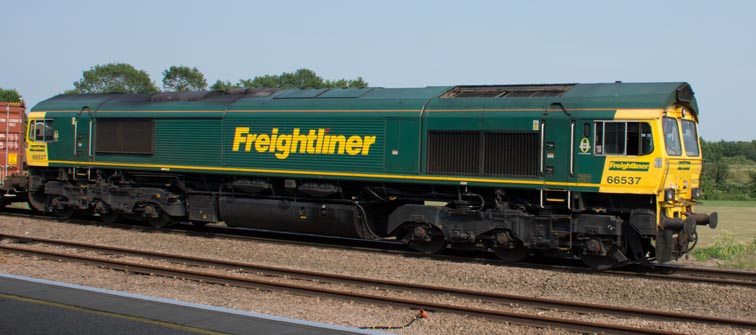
[
  {"x1": 162, "y1": 66, "x2": 207, "y2": 92},
  {"x1": 210, "y1": 68, "x2": 367, "y2": 90},
  {"x1": 700, "y1": 140, "x2": 756, "y2": 200},
  {"x1": 0, "y1": 88, "x2": 21, "y2": 102},
  {"x1": 69, "y1": 63, "x2": 159, "y2": 94},
  {"x1": 66, "y1": 63, "x2": 367, "y2": 94}
]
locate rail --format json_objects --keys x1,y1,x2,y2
[
  {"x1": 3, "y1": 209, "x2": 756, "y2": 289},
  {"x1": 2, "y1": 234, "x2": 755, "y2": 334}
]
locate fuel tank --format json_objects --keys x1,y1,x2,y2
[{"x1": 219, "y1": 197, "x2": 370, "y2": 238}]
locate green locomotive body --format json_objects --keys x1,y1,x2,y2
[{"x1": 25, "y1": 82, "x2": 717, "y2": 268}]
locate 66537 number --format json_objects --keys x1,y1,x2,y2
[{"x1": 606, "y1": 176, "x2": 641, "y2": 185}]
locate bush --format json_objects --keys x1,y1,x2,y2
[
  {"x1": 0, "y1": 88, "x2": 21, "y2": 102},
  {"x1": 692, "y1": 231, "x2": 756, "y2": 261}
]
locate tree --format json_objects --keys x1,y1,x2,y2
[
  {"x1": 70, "y1": 63, "x2": 159, "y2": 94},
  {"x1": 277, "y1": 68, "x2": 324, "y2": 88},
  {"x1": 162, "y1": 66, "x2": 207, "y2": 92},
  {"x1": 347, "y1": 77, "x2": 368, "y2": 88},
  {"x1": 213, "y1": 68, "x2": 369, "y2": 91},
  {"x1": 749, "y1": 171, "x2": 756, "y2": 199},
  {"x1": 209, "y1": 80, "x2": 241, "y2": 91},
  {"x1": 327, "y1": 76, "x2": 368, "y2": 88},
  {"x1": 0, "y1": 88, "x2": 21, "y2": 102},
  {"x1": 713, "y1": 161, "x2": 730, "y2": 187},
  {"x1": 239, "y1": 75, "x2": 278, "y2": 88}
]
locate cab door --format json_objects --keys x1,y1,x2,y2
[
  {"x1": 25, "y1": 115, "x2": 57, "y2": 167},
  {"x1": 572, "y1": 120, "x2": 603, "y2": 186},
  {"x1": 73, "y1": 107, "x2": 94, "y2": 163},
  {"x1": 541, "y1": 103, "x2": 574, "y2": 206}
]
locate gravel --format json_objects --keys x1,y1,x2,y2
[{"x1": 1, "y1": 216, "x2": 755, "y2": 335}]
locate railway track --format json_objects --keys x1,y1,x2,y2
[
  {"x1": 1, "y1": 233, "x2": 755, "y2": 334},
  {"x1": 607, "y1": 264, "x2": 756, "y2": 288},
  {"x1": 3, "y1": 208, "x2": 756, "y2": 289},
  {"x1": 653, "y1": 263, "x2": 756, "y2": 285}
]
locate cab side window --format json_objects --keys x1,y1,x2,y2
[
  {"x1": 30, "y1": 120, "x2": 56, "y2": 142},
  {"x1": 602, "y1": 122, "x2": 625, "y2": 154},
  {"x1": 594, "y1": 121, "x2": 653, "y2": 156}
]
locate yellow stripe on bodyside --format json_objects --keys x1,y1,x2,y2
[{"x1": 48, "y1": 160, "x2": 600, "y2": 188}]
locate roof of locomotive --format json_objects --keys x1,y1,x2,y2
[{"x1": 31, "y1": 82, "x2": 697, "y2": 115}]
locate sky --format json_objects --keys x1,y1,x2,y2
[{"x1": 1, "y1": 0, "x2": 754, "y2": 141}]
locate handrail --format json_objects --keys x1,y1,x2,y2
[{"x1": 570, "y1": 121, "x2": 575, "y2": 176}]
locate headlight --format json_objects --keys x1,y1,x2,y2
[{"x1": 664, "y1": 188, "x2": 676, "y2": 202}]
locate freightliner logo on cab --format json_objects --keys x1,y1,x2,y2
[
  {"x1": 232, "y1": 127, "x2": 377, "y2": 159},
  {"x1": 608, "y1": 161, "x2": 650, "y2": 172}
]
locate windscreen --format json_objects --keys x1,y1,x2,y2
[
  {"x1": 663, "y1": 117, "x2": 682, "y2": 156},
  {"x1": 681, "y1": 119, "x2": 700, "y2": 157}
]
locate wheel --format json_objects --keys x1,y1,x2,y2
[
  {"x1": 52, "y1": 206, "x2": 76, "y2": 220},
  {"x1": 580, "y1": 255, "x2": 619, "y2": 270},
  {"x1": 401, "y1": 224, "x2": 446, "y2": 254},
  {"x1": 148, "y1": 210, "x2": 174, "y2": 228},
  {"x1": 409, "y1": 236, "x2": 446, "y2": 254},
  {"x1": 28, "y1": 190, "x2": 46, "y2": 212},
  {"x1": 490, "y1": 231, "x2": 530, "y2": 262},
  {"x1": 99, "y1": 211, "x2": 122, "y2": 224},
  {"x1": 49, "y1": 195, "x2": 77, "y2": 220},
  {"x1": 492, "y1": 244, "x2": 531, "y2": 262}
]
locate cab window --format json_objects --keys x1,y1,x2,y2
[
  {"x1": 594, "y1": 121, "x2": 653, "y2": 156},
  {"x1": 663, "y1": 117, "x2": 682, "y2": 156},
  {"x1": 30, "y1": 120, "x2": 56, "y2": 142},
  {"x1": 681, "y1": 119, "x2": 700, "y2": 157}
]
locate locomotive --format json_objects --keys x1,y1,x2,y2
[{"x1": 11, "y1": 82, "x2": 718, "y2": 269}]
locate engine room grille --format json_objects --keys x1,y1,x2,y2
[
  {"x1": 440, "y1": 84, "x2": 575, "y2": 98},
  {"x1": 427, "y1": 131, "x2": 539, "y2": 177},
  {"x1": 483, "y1": 132, "x2": 539, "y2": 176},
  {"x1": 96, "y1": 119, "x2": 154, "y2": 154},
  {"x1": 426, "y1": 131, "x2": 480, "y2": 175}
]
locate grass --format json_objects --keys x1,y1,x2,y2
[
  {"x1": 690, "y1": 233, "x2": 756, "y2": 270},
  {"x1": 692, "y1": 232, "x2": 756, "y2": 260},
  {"x1": 722, "y1": 253, "x2": 756, "y2": 270},
  {"x1": 697, "y1": 200, "x2": 756, "y2": 208},
  {"x1": 691, "y1": 201, "x2": 756, "y2": 269}
]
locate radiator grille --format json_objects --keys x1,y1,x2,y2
[
  {"x1": 426, "y1": 131, "x2": 479, "y2": 175},
  {"x1": 427, "y1": 131, "x2": 539, "y2": 177},
  {"x1": 483, "y1": 132, "x2": 539, "y2": 176},
  {"x1": 96, "y1": 119, "x2": 154, "y2": 154}
]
